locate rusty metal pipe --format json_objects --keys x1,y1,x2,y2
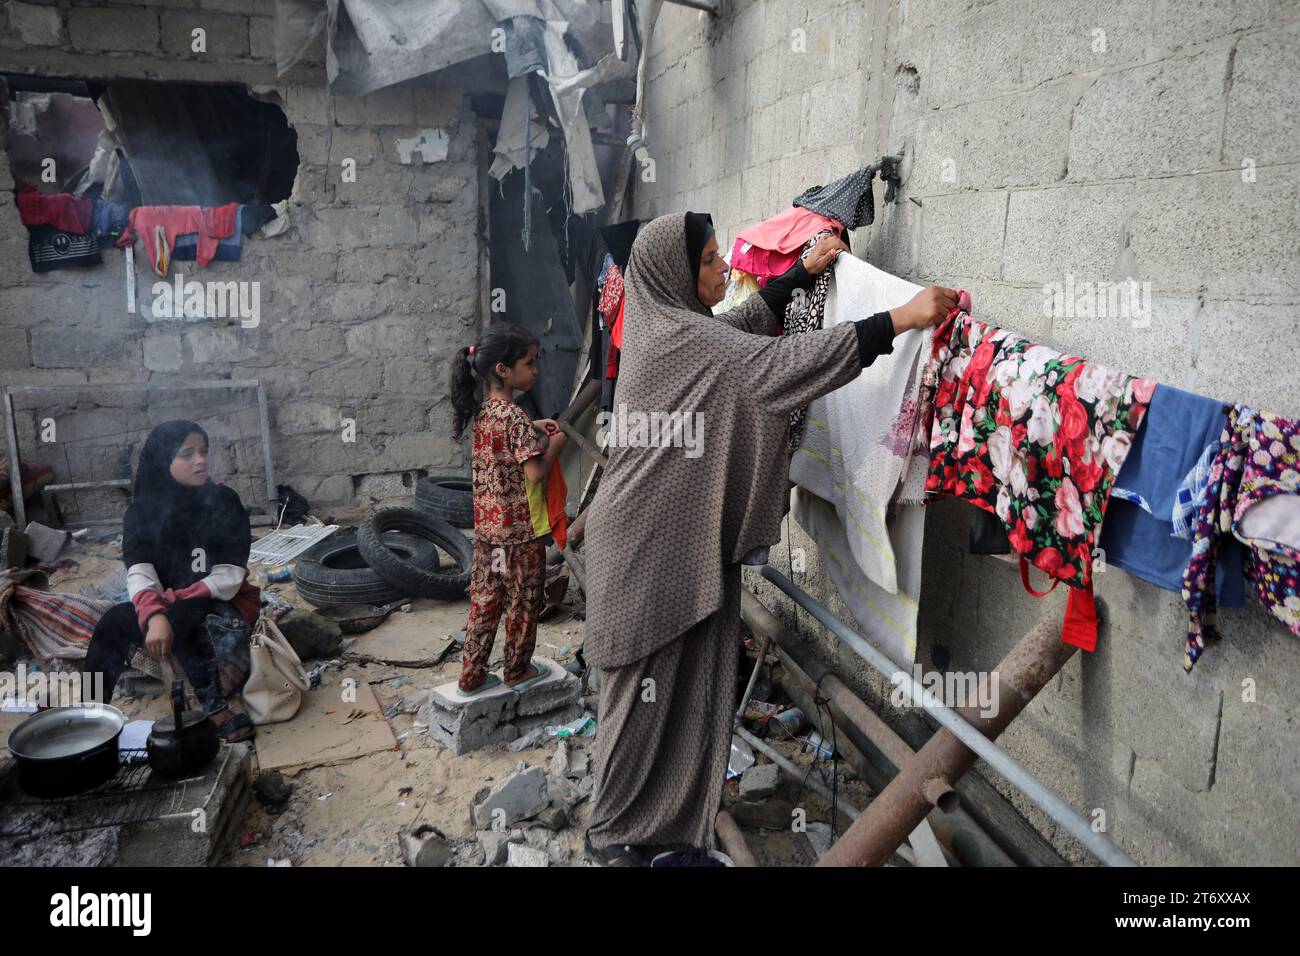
[
  {"x1": 759, "y1": 565, "x2": 1135, "y2": 867},
  {"x1": 740, "y1": 591, "x2": 955, "y2": 811}
]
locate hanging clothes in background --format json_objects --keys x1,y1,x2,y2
[
  {"x1": 26, "y1": 225, "x2": 101, "y2": 273},
  {"x1": 731, "y1": 206, "x2": 844, "y2": 284},
  {"x1": 923, "y1": 313, "x2": 1155, "y2": 590},
  {"x1": 1183, "y1": 406, "x2": 1300, "y2": 671},
  {"x1": 788, "y1": 256, "x2": 932, "y2": 668},
  {"x1": 117, "y1": 203, "x2": 239, "y2": 276},
  {"x1": 16, "y1": 184, "x2": 94, "y2": 234},
  {"x1": 91, "y1": 199, "x2": 131, "y2": 246},
  {"x1": 173, "y1": 205, "x2": 243, "y2": 262},
  {"x1": 782, "y1": 230, "x2": 837, "y2": 452},
  {"x1": 1099, "y1": 385, "x2": 1244, "y2": 604},
  {"x1": 921, "y1": 312, "x2": 1155, "y2": 653},
  {"x1": 239, "y1": 203, "x2": 278, "y2": 236},
  {"x1": 598, "y1": 261, "x2": 625, "y2": 381},
  {"x1": 715, "y1": 266, "x2": 761, "y2": 316},
  {"x1": 599, "y1": 220, "x2": 640, "y2": 271},
  {"x1": 793, "y1": 163, "x2": 878, "y2": 230}
]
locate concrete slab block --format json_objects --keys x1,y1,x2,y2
[
  {"x1": 470, "y1": 765, "x2": 549, "y2": 829},
  {"x1": 1069, "y1": 49, "x2": 1228, "y2": 181}
]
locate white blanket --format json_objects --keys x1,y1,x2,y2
[{"x1": 789, "y1": 255, "x2": 930, "y2": 595}]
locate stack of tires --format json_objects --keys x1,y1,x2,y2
[{"x1": 292, "y1": 509, "x2": 473, "y2": 608}]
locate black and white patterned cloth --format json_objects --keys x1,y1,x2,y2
[
  {"x1": 785, "y1": 231, "x2": 835, "y2": 453},
  {"x1": 793, "y1": 164, "x2": 877, "y2": 230}
]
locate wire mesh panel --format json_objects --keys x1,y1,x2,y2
[
  {"x1": 3, "y1": 382, "x2": 275, "y2": 528},
  {"x1": 248, "y1": 524, "x2": 339, "y2": 565},
  {"x1": 0, "y1": 748, "x2": 233, "y2": 838}
]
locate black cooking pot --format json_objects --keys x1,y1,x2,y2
[
  {"x1": 146, "y1": 662, "x2": 218, "y2": 778},
  {"x1": 7, "y1": 704, "x2": 127, "y2": 798}
]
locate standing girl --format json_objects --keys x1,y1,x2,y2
[{"x1": 449, "y1": 322, "x2": 567, "y2": 696}]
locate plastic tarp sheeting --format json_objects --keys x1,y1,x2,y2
[{"x1": 490, "y1": 76, "x2": 550, "y2": 179}]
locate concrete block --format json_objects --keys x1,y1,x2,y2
[
  {"x1": 470, "y1": 765, "x2": 549, "y2": 829},
  {"x1": 1129, "y1": 168, "x2": 1300, "y2": 298},
  {"x1": 202, "y1": 0, "x2": 261, "y2": 14},
  {"x1": 1069, "y1": 49, "x2": 1228, "y2": 181},
  {"x1": 400, "y1": 824, "x2": 452, "y2": 867},
  {"x1": 161, "y1": 11, "x2": 250, "y2": 59},
  {"x1": 1223, "y1": 25, "x2": 1300, "y2": 167},
  {"x1": 334, "y1": 87, "x2": 415, "y2": 126},
  {"x1": 964, "y1": 84, "x2": 1074, "y2": 189},
  {"x1": 0, "y1": 327, "x2": 29, "y2": 368},
  {"x1": 922, "y1": 5, "x2": 1025, "y2": 108},
  {"x1": 511, "y1": 703, "x2": 584, "y2": 738},
  {"x1": 8, "y1": 3, "x2": 63, "y2": 46},
  {"x1": 1053, "y1": 293, "x2": 1197, "y2": 388},
  {"x1": 117, "y1": 742, "x2": 253, "y2": 866},
  {"x1": 476, "y1": 828, "x2": 519, "y2": 866},
  {"x1": 897, "y1": 109, "x2": 964, "y2": 196},
  {"x1": 1150, "y1": 0, "x2": 1277, "y2": 52},
  {"x1": 1017, "y1": 0, "x2": 1151, "y2": 87},
  {"x1": 506, "y1": 842, "x2": 549, "y2": 867},
  {"x1": 31, "y1": 329, "x2": 140, "y2": 369},
  {"x1": 248, "y1": 16, "x2": 275, "y2": 61},
  {"x1": 68, "y1": 7, "x2": 159, "y2": 53},
  {"x1": 1192, "y1": 299, "x2": 1300, "y2": 415},
  {"x1": 739, "y1": 762, "x2": 781, "y2": 800},
  {"x1": 1001, "y1": 183, "x2": 1134, "y2": 286},
  {"x1": 917, "y1": 190, "x2": 1008, "y2": 282}
]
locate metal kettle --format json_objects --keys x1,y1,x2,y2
[{"x1": 146, "y1": 658, "x2": 219, "y2": 778}]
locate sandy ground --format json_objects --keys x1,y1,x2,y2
[{"x1": 12, "y1": 513, "x2": 869, "y2": 868}]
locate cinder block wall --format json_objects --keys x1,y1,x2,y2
[
  {"x1": 633, "y1": 0, "x2": 1300, "y2": 865},
  {"x1": 0, "y1": 0, "x2": 479, "y2": 510}
]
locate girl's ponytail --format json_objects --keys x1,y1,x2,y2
[
  {"x1": 450, "y1": 345, "x2": 480, "y2": 442},
  {"x1": 449, "y1": 322, "x2": 539, "y2": 442}
]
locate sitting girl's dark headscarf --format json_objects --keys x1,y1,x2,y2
[{"x1": 125, "y1": 420, "x2": 249, "y2": 584}]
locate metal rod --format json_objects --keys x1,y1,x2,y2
[
  {"x1": 255, "y1": 382, "x2": 276, "y2": 511},
  {"x1": 736, "y1": 636, "x2": 770, "y2": 719},
  {"x1": 6, "y1": 380, "x2": 266, "y2": 395},
  {"x1": 759, "y1": 564, "x2": 1135, "y2": 867},
  {"x1": 4, "y1": 390, "x2": 27, "y2": 529},
  {"x1": 714, "y1": 811, "x2": 760, "y2": 867}
]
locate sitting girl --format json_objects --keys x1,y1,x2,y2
[{"x1": 87, "y1": 420, "x2": 261, "y2": 742}]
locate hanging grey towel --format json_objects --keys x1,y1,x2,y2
[{"x1": 793, "y1": 165, "x2": 877, "y2": 230}]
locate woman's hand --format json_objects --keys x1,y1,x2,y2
[
  {"x1": 533, "y1": 418, "x2": 560, "y2": 437},
  {"x1": 144, "y1": 614, "x2": 174, "y2": 660},
  {"x1": 890, "y1": 286, "x2": 959, "y2": 332},
  {"x1": 801, "y1": 234, "x2": 849, "y2": 275}
]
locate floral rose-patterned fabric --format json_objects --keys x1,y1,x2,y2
[
  {"x1": 1182, "y1": 405, "x2": 1300, "y2": 670},
  {"x1": 922, "y1": 313, "x2": 1156, "y2": 589},
  {"x1": 471, "y1": 397, "x2": 544, "y2": 545}
]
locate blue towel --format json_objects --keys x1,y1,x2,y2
[{"x1": 1100, "y1": 384, "x2": 1244, "y2": 602}]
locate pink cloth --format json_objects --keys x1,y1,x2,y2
[
  {"x1": 117, "y1": 203, "x2": 238, "y2": 275},
  {"x1": 731, "y1": 207, "x2": 845, "y2": 280}
]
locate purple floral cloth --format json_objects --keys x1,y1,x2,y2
[{"x1": 1182, "y1": 405, "x2": 1300, "y2": 670}]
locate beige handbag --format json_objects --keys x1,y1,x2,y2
[{"x1": 242, "y1": 615, "x2": 311, "y2": 725}]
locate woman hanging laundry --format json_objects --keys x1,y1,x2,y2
[
  {"x1": 85, "y1": 420, "x2": 261, "y2": 742},
  {"x1": 581, "y1": 211, "x2": 956, "y2": 866}
]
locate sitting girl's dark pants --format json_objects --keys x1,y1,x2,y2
[{"x1": 86, "y1": 598, "x2": 247, "y2": 714}]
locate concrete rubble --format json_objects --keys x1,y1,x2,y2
[
  {"x1": 420, "y1": 657, "x2": 582, "y2": 755},
  {"x1": 469, "y1": 764, "x2": 549, "y2": 830}
]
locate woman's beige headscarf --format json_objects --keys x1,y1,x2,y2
[{"x1": 583, "y1": 213, "x2": 863, "y2": 669}]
